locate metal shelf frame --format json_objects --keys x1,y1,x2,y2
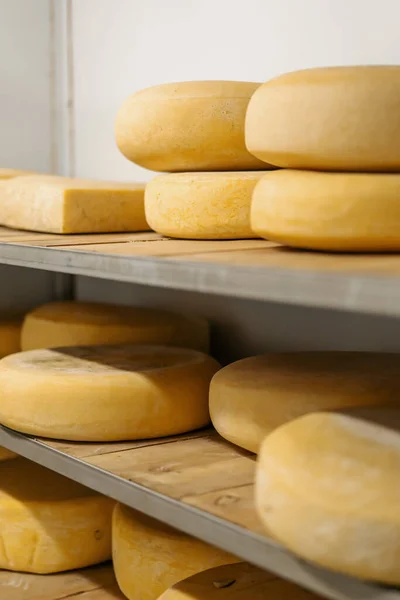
[
  {"x1": 0, "y1": 425, "x2": 398, "y2": 600},
  {"x1": 1, "y1": 241, "x2": 400, "y2": 317}
]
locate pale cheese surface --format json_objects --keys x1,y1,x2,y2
[
  {"x1": 0, "y1": 457, "x2": 114, "y2": 573},
  {"x1": 145, "y1": 172, "x2": 267, "y2": 240},
  {"x1": 112, "y1": 504, "x2": 238, "y2": 600},
  {"x1": 115, "y1": 81, "x2": 270, "y2": 172},
  {"x1": 256, "y1": 407, "x2": 400, "y2": 583},
  {"x1": 0, "y1": 344, "x2": 219, "y2": 441}
]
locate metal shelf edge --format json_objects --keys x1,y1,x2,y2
[
  {"x1": 0, "y1": 425, "x2": 397, "y2": 600},
  {"x1": 0, "y1": 243, "x2": 398, "y2": 317}
]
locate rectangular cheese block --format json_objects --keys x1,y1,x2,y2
[{"x1": 0, "y1": 175, "x2": 148, "y2": 234}]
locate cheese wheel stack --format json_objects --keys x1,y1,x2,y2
[
  {"x1": 0, "y1": 174, "x2": 148, "y2": 234},
  {"x1": 246, "y1": 66, "x2": 400, "y2": 251},
  {"x1": 256, "y1": 406, "x2": 400, "y2": 584},
  {"x1": 115, "y1": 81, "x2": 274, "y2": 239},
  {"x1": 112, "y1": 503, "x2": 238, "y2": 600}
]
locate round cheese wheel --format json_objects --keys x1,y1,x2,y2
[
  {"x1": 145, "y1": 172, "x2": 268, "y2": 240},
  {"x1": 210, "y1": 352, "x2": 400, "y2": 453},
  {"x1": 21, "y1": 301, "x2": 209, "y2": 353},
  {"x1": 251, "y1": 170, "x2": 400, "y2": 251},
  {"x1": 256, "y1": 407, "x2": 400, "y2": 584},
  {"x1": 0, "y1": 345, "x2": 219, "y2": 441},
  {"x1": 0, "y1": 457, "x2": 114, "y2": 573},
  {"x1": 158, "y1": 562, "x2": 319, "y2": 600},
  {"x1": 0, "y1": 318, "x2": 22, "y2": 358},
  {"x1": 0, "y1": 447, "x2": 17, "y2": 461},
  {"x1": 112, "y1": 504, "x2": 238, "y2": 600},
  {"x1": 245, "y1": 66, "x2": 400, "y2": 171},
  {"x1": 115, "y1": 81, "x2": 269, "y2": 172}
]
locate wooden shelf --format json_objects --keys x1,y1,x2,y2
[
  {"x1": 0, "y1": 227, "x2": 400, "y2": 316},
  {"x1": 0, "y1": 563, "x2": 122, "y2": 599},
  {"x1": 0, "y1": 425, "x2": 397, "y2": 600}
]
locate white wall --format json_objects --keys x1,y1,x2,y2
[
  {"x1": 70, "y1": 0, "x2": 400, "y2": 359},
  {"x1": 0, "y1": 0, "x2": 54, "y2": 173},
  {"x1": 70, "y1": 0, "x2": 400, "y2": 181}
]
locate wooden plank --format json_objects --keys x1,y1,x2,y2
[
  {"x1": 44, "y1": 428, "x2": 213, "y2": 459},
  {"x1": 85, "y1": 433, "x2": 255, "y2": 499},
  {"x1": 184, "y1": 483, "x2": 266, "y2": 536},
  {"x1": 0, "y1": 563, "x2": 123, "y2": 600},
  {"x1": 68, "y1": 239, "x2": 270, "y2": 257}
]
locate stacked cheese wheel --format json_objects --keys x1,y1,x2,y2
[
  {"x1": 0, "y1": 300, "x2": 216, "y2": 442},
  {"x1": 245, "y1": 66, "x2": 400, "y2": 251},
  {"x1": 115, "y1": 81, "x2": 274, "y2": 239}
]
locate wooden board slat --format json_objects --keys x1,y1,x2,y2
[
  {"x1": 41, "y1": 431, "x2": 259, "y2": 534},
  {"x1": 0, "y1": 563, "x2": 123, "y2": 600}
]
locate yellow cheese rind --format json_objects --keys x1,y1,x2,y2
[
  {"x1": 0, "y1": 447, "x2": 17, "y2": 461},
  {"x1": 21, "y1": 301, "x2": 209, "y2": 352},
  {"x1": 0, "y1": 344, "x2": 219, "y2": 441},
  {"x1": 0, "y1": 175, "x2": 148, "y2": 234},
  {"x1": 112, "y1": 504, "x2": 238, "y2": 600},
  {"x1": 145, "y1": 172, "x2": 267, "y2": 240},
  {"x1": 246, "y1": 66, "x2": 400, "y2": 171},
  {"x1": 256, "y1": 408, "x2": 400, "y2": 584},
  {"x1": 158, "y1": 562, "x2": 319, "y2": 600},
  {"x1": 0, "y1": 168, "x2": 38, "y2": 179},
  {"x1": 251, "y1": 170, "x2": 400, "y2": 251},
  {"x1": 0, "y1": 318, "x2": 22, "y2": 358},
  {"x1": 115, "y1": 81, "x2": 270, "y2": 172},
  {"x1": 210, "y1": 352, "x2": 400, "y2": 453},
  {"x1": 0, "y1": 457, "x2": 114, "y2": 573}
]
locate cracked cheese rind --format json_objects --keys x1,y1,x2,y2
[
  {"x1": 21, "y1": 301, "x2": 209, "y2": 353},
  {"x1": 0, "y1": 344, "x2": 219, "y2": 441},
  {"x1": 210, "y1": 353, "x2": 400, "y2": 453},
  {"x1": 115, "y1": 81, "x2": 270, "y2": 172},
  {"x1": 0, "y1": 457, "x2": 114, "y2": 573},
  {"x1": 0, "y1": 175, "x2": 148, "y2": 234},
  {"x1": 158, "y1": 562, "x2": 319, "y2": 600},
  {"x1": 256, "y1": 407, "x2": 400, "y2": 584},
  {"x1": 145, "y1": 172, "x2": 267, "y2": 240},
  {"x1": 246, "y1": 66, "x2": 400, "y2": 171},
  {"x1": 112, "y1": 504, "x2": 238, "y2": 600},
  {"x1": 251, "y1": 170, "x2": 400, "y2": 251}
]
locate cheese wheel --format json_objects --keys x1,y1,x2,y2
[
  {"x1": 245, "y1": 66, "x2": 400, "y2": 171},
  {"x1": 158, "y1": 562, "x2": 319, "y2": 600},
  {"x1": 0, "y1": 168, "x2": 38, "y2": 179},
  {"x1": 0, "y1": 317, "x2": 22, "y2": 358},
  {"x1": 21, "y1": 301, "x2": 209, "y2": 353},
  {"x1": 256, "y1": 407, "x2": 400, "y2": 584},
  {"x1": 0, "y1": 564, "x2": 123, "y2": 600},
  {"x1": 251, "y1": 170, "x2": 400, "y2": 251},
  {"x1": 0, "y1": 447, "x2": 17, "y2": 461},
  {"x1": 0, "y1": 175, "x2": 148, "y2": 233},
  {"x1": 112, "y1": 504, "x2": 238, "y2": 600},
  {"x1": 145, "y1": 172, "x2": 268, "y2": 240},
  {"x1": 210, "y1": 352, "x2": 400, "y2": 453},
  {"x1": 0, "y1": 457, "x2": 114, "y2": 573},
  {"x1": 0, "y1": 345, "x2": 219, "y2": 441},
  {"x1": 0, "y1": 318, "x2": 22, "y2": 462},
  {"x1": 115, "y1": 81, "x2": 270, "y2": 172}
]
